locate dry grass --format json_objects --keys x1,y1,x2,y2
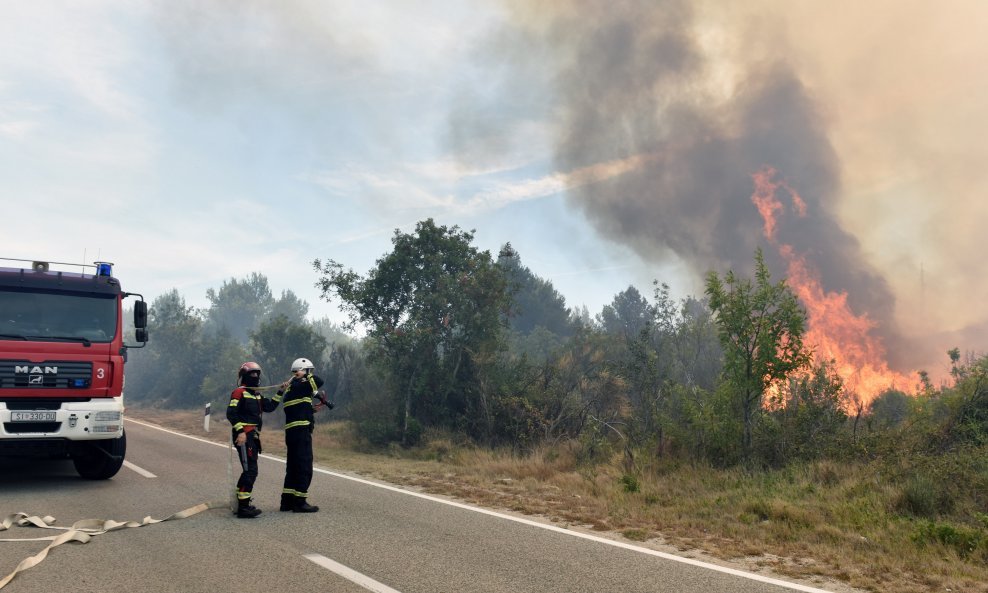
[{"x1": 128, "y1": 408, "x2": 988, "y2": 593}]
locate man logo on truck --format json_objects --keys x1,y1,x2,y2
[{"x1": 15, "y1": 366, "x2": 58, "y2": 374}]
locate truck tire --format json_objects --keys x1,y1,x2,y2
[{"x1": 72, "y1": 431, "x2": 127, "y2": 480}]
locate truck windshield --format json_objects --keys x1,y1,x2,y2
[{"x1": 0, "y1": 289, "x2": 117, "y2": 343}]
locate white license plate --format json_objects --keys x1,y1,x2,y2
[{"x1": 10, "y1": 411, "x2": 57, "y2": 422}]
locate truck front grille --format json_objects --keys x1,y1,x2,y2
[{"x1": 0, "y1": 361, "x2": 93, "y2": 389}]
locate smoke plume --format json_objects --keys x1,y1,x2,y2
[{"x1": 484, "y1": 0, "x2": 912, "y2": 365}]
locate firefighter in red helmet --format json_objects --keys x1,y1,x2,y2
[{"x1": 227, "y1": 361, "x2": 280, "y2": 518}]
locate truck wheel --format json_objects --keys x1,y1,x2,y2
[{"x1": 73, "y1": 431, "x2": 127, "y2": 480}]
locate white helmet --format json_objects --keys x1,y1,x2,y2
[{"x1": 291, "y1": 357, "x2": 314, "y2": 372}]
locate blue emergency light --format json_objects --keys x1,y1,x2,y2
[{"x1": 94, "y1": 262, "x2": 113, "y2": 277}]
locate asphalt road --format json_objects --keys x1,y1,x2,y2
[{"x1": 0, "y1": 419, "x2": 845, "y2": 593}]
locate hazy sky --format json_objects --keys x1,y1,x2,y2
[{"x1": 2, "y1": 1, "x2": 985, "y2": 377}]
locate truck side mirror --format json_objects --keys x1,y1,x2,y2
[
  {"x1": 136, "y1": 327, "x2": 149, "y2": 343},
  {"x1": 134, "y1": 301, "x2": 148, "y2": 329}
]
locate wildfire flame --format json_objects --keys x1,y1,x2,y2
[{"x1": 751, "y1": 167, "x2": 913, "y2": 406}]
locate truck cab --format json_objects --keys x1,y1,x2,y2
[{"x1": 0, "y1": 258, "x2": 148, "y2": 479}]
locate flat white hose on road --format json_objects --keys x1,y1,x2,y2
[{"x1": 0, "y1": 500, "x2": 228, "y2": 590}]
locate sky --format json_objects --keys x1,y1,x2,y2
[{"x1": 2, "y1": 0, "x2": 986, "y2": 380}]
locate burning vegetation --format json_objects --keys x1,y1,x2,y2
[{"x1": 751, "y1": 167, "x2": 915, "y2": 406}]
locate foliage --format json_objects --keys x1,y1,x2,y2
[
  {"x1": 758, "y1": 360, "x2": 849, "y2": 465},
  {"x1": 126, "y1": 289, "x2": 211, "y2": 407},
  {"x1": 498, "y1": 243, "x2": 574, "y2": 337},
  {"x1": 198, "y1": 327, "x2": 249, "y2": 411},
  {"x1": 507, "y1": 326, "x2": 566, "y2": 365},
  {"x1": 932, "y1": 358, "x2": 988, "y2": 448},
  {"x1": 868, "y1": 389, "x2": 912, "y2": 429},
  {"x1": 895, "y1": 473, "x2": 955, "y2": 518},
  {"x1": 912, "y1": 520, "x2": 988, "y2": 560},
  {"x1": 203, "y1": 273, "x2": 275, "y2": 342},
  {"x1": 597, "y1": 285, "x2": 653, "y2": 340},
  {"x1": 704, "y1": 248, "x2": 810, "y2": 463},
  {"x1": 250, "y1": 314, "x2": 329, "y2": 383},
  {"x1": 268, "y1": 289, "x2": 310, "y2": 325},
  {"x1": 314, "y1": 218, "x2": 510, "y2": 444},
  {"x1": 127, "y1": 275, "x2": 333, "y2": 410}
]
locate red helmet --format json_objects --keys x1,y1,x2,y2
[{"x1": 238, "y1": 362, "x2": 262, "y2": 384}]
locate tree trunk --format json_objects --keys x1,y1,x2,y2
[
  {"x1": 742, "y1": 390, "x2": 754, "y2": 463},
  {"x1": 402, "y1": 360, "x2": 422, "y2": 446}
]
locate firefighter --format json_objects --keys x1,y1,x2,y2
[
  {"x1": 227, "y1": 361, "x2": 280, "y2": 518},
  {"x1": 276, "y1": 357, "x2": 333, "y2": 512}
]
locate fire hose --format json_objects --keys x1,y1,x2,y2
[
  {"x1": 1, "y1": 381, "x2": 332, "y2": 589},
  {"x1": 0, "y1": 444, "x2": 244, "y2": 590},
  {"x1": 0, "y1": 499, "x2": 228, "y2": 590},
  {"x1": 232, "y1": 380, "x2": 331, "y2": 409}
]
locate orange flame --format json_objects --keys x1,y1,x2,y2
[{"x1": 751, "y1": 167, "x2": 913, "y2": 405}]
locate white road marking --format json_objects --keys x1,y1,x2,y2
[
  {"x1": 126, "y1": 418, "x2": 833, "y2": 593},
  {"x1": 303, "y1": 553, "x2": 403, "y2": 593},
  {"x1": 123, "y1": 460, "x2": 157, "y2": 478}
]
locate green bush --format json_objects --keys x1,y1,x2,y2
[
  {"x1": 620, "y1": 473, "x2": 641, "y2": 493},
  {"x1": 355, "y1": 418, "x2": 402, "y2": 446},
  {"x1": 912, "y1": 520, "x2": 987, "y2": 559},
  {"x1": 894, "y1": 474, "x2": 954, "y2": 518}
]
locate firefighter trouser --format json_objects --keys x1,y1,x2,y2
[
  {"x1": 283, "y1": 425, "x2": 314, "y2": 498},
  {"x1": 235, "y1": 431, "x2": 261, "y2": 500}
]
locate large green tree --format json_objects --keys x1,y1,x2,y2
[
  {"x1": 704, "y1": 248, "x2": 810, "y2": 461},
  {"x1": 250, "y1": 315, "x2": 328, "y2": 384},
  {"x1": 497, "y1": 244, "x2": 573, "y2": 337},
  {"x1": 203, "y1": 273, "x2": 275, "y2": 342},
  {"x1": 268, "y1": 289, "x2": 310, "y2": 326},
  {"x1": 314, "y1": 219, "x2": 510, "y2": 444},
  {"x1": 127, "y1": 289, "x2": 209, "y2": 407},
  {"x1": 597, "y1": 285, "x2": 653, "y2": 340}
]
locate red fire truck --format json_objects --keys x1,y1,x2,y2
[{"x1": 0, "y1": 258, "x2": 148, "y2": 479}]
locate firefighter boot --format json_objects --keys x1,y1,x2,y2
[
  {"x1": 293, "y1": 498, "x2": 320, "y2": 513},
  {"x1": 280, "y1": 493, "x2": 295, "y2": 512},
  {"x1": 236, "y1": 499, "x2": 262, "y2": 519}
]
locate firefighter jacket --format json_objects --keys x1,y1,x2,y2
[
  {"x1": 277, "y1": 374, "x2": 325, "y2": 431},
  {"x1": 227, "y1": 387, "x2": 280, "y2": 436}
]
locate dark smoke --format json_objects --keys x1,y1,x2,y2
[{"x1": 473, "y1": 0, "x2": 909, "y2": 367}]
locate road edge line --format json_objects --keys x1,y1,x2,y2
[{"x1": 126, "y1": 417, "x2": 836, "y2": 593}]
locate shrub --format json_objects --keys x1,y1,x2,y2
[
  {"x1": 912, "y1": 520, "x2": 987, "y2": 559},
  {"x1": 620, "y1": 473, "x2": 641, "y2": 493},
  {"x1": 894, "y1": 474, "x2": 954, "y2": 518}
]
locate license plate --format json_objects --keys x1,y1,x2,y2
[{"x1": 10, "y1": 411, "x2": 57, "y2": 422}]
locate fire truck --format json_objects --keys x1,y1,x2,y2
[{"x1": 0, "y1": 258, "x2": 148, "y2": 479}]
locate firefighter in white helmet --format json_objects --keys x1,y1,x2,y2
[{"x1": 275, "y1": 357, "x2": 333, "y2": 512}]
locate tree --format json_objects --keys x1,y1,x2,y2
[
  {"x1": 203, "y1": 273, "x2": 275, "y2": 342},
  {"x1": 127, "y1": 289, "x2": 207, "y2": 407},
  {"x1": 868, "y1": 389, "x2": 911, "y2": 429},
  {"x1": 704, "y1": 248, "x2": 810, "y2": 462},
  {"x1": 269, "y1": 289, "x2": 310, "y2": 326},
  {"x1": 672, "y1": 295, "x2": 722, "y2": 393},
  {"x1": 932, "y1": 354, "x2": 988, "y2": 448},
  {"x1": 198, "y1": 327, "x2": 250, "y2": 411},
  {"x1": 250, "y1": 315, "x2": 328, "y2": 383},
  {"x1": 597, "y1": 285, "x2": 654, "y2": 340},
  {"x1": 498, "y1": 244, "x2": 573, "y2": 337},
  {"x1": 314, "y1": 219, "x2": 510, "y2": 444},
  {"x1": 763, "y1": 360, "x2": 848, "y2": 464},
  {"x1": 310, "y1": 316, "x2": 355, "y2": 347}
]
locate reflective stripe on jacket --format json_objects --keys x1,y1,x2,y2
[
  {"x1": 227, "y1": 387, "x2": 279, "y2": 435},
  {"x1": 278, "y1": 374, "x2": 324, "y2": 430}
]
